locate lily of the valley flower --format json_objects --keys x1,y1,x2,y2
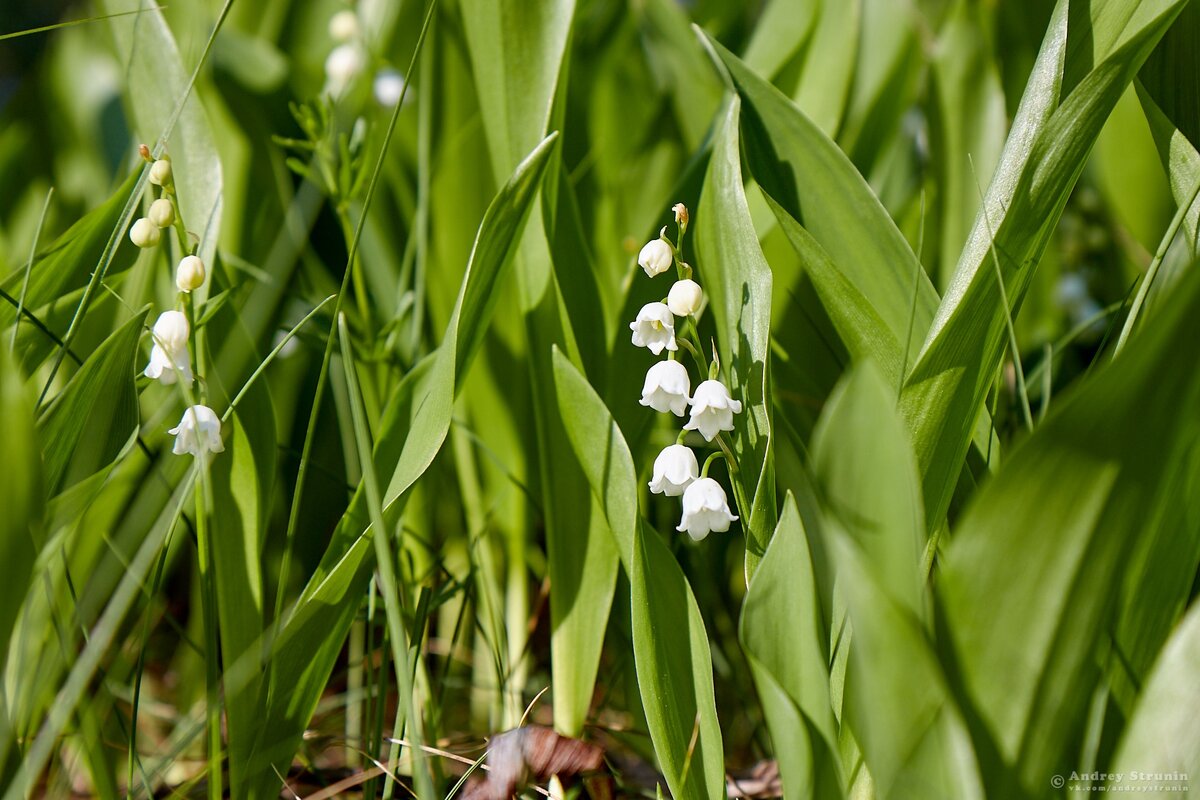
[
  {"x1": 640, "y1": 359, "x2": 691, "y2": 415},
  {"x1": 325, "y1": 43, "x2": 364, "y2": 94},
  {"x1": 129, "y1": 218, "x2": 161, "y2": 248},
  {"x1": 667, "y1": 279, "x2": 703, "y2": 316},
  {"x1": 676, "y1": 477, "x2": 738, "y2": 541},
  {"x1": 148, "y1": 198, "x2": 175, "y2": 228},
  {"x1": 148, "y1": 158, "x2": 172, "y2": 187},
  {"x1": 649, "y1": 444, "x2": 698, "y2": 496},
  {"x1": 684, "y1": 379, "x2": 742, "y2": 441},
  {"x1": 176, "y1": 255, "x2": 206, "y2": 293},
  {"x1": 144, "y1": 310, "x2": 192, "y2": 385},
  {"x1": 328, "y1": 9, "x2": 360, "y2": 42},
  {"x1": 168, "y1": 404, "x2": 224, "y2": 457},
  {"x1": 629, "y1": 302, "x2": 677, "y2": 355},
  {"x1": 638, "y1": 227, "x2": 674, "y2": 277}
]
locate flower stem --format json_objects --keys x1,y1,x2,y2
[
  {"x1": 193, "y1": 460, "x2": 222, "y2": 800},
  {"x1": 701, "y1": 450, "x2": 725, "y2": 478}
]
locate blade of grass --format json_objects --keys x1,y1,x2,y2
[
  {"x1": 0, "y1": 6, "x2": 165, "y2": 40},
  {"x1": 9, "y1": 187, "x2": 53, "y2": 355},
  {"x1": 337, "y1": 314, "x2": 434, "y2": 800}
]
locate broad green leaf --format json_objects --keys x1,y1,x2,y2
[
  {"x1": 36, "y1": 310, "x2": 146, "y2": 497},
  {"x1": 632, "y1": 520, "x2": 724, "y2": 800},
  {"x1": 740, "y1": 495, "x2": 841, "y2": 800},
  {"x1": 938, "y1": 262, "x2": 1200, "y2": 794},
  {"x1": 0, "y1": 351, "x2": 40, "y2": 677},
  {"x1": 741, "y1": 0, "x2": 818, "y2": 82},
  {"x1": 245, "y1": 133, "x2": 558, "y2": 795},
  {"x1": 0, "y1": 172, "x2": 138, "y2": 332},
  {"x1": 696, "y1": 96, "x2": 776, "y2": 577},
  {"x1": 790, "y1": 0, "x2": 860, "y2": 137},
  {"x1": 811, "y1": 362, "x2": 924, "y2": 616},
  {"x1": 102, "y1": 0, "x2": 223, "y2": 272},
  {"x1": 700, "y1": 33, "x2": 939, "y2": 373},
  {"x1": 551, "y1": 347, "x2": 635, "y2": 565},
  {"x1": 1136, "y1": 0, "x2": 1200, "y2": 302},
  {"x1": 930, "y1": 0, "x2": 1007, "y2": 288},
  {"x1": 209, "y1": 379, "x2": 274, "y2": 796},
  {"x1": 1110, "y1": 599, "x2": 1200, "y2": 789},
  {"x1": 899, "y1": 0, "x2": 1189, "y2": 527},
  {"x1": 830, "y1": 533, "x2": 983, "y2": 800}
]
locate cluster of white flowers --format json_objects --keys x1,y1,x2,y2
[
  {"x1": 131, "y1": 145, "x2": 222, "y2": 459},
  {"x1": 631, "y1": 203, "x2": 740, "y2": 541}
]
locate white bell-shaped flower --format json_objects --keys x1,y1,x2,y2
[
  {"x1": 676, "y1": 477, "x2": 738, "y2": 541},
  {"x1": 374, "y1": 69, "x2": 406, "y2": 106},
  {"x1": 648, "y1": 444, "x2": 698, "y2": 497},
  {"x1": 325, "y1": 43, "x2": 364, "y2": 94},
  {"x1": 638, "y1": 228, "x2": 674, "y2": 277},
  {"x1": 667, "y1": 279, "x2": 703, "y2": 316},
  {"x1": 684, "y1": 379, "x2": 742, "y2": 441},
  {"x1": 639, "y1": 359, "x2": 690, "y2": 416},
  {"x1": 148, "y1": 158, "x2": 172, "y2": 187},
  {"x1": 629, "y1": 302, "x2": 677, "y2": 355},
  {"x1": 144, "y1": 310, "x2": 192, "y2": 386},
  {"x1": 168, "y1": 405, "x2": 225, "y2": 458}
]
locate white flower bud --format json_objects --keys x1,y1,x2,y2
[
  {"x1": 129, "y1": 218, "x2": 161, "y2": 248},
  {"x1": 676, "y1": 477, "x2": 738, "y2": 541},
  {"x1": 325, "y1": 44, "x2": 364, "y2": 94},
  {"x1": 328, "y1": 9, "x2": 360, "y2": 42},
  {"x1": 640, "y1": 359, "x2": 690, "y2": 416},
  {"x1": 374, "y1": 69, "x2": 406, "y2": 106},
  {"x1": 667, "y1": 279, "x2": 703, "y2": 316},
  {"x1": 638, "y1": 228, "x2": 674, "y2": 277},
  {"x1": 148, "y1": 158, "x2": 173, "y2": 187},
  {"x1": 148, "y1": 198, "x2": 175, "y2": 228},
  {"x1": 144, "y1": 310, "x2": 192, "y2": 385},
  {"x1": 168, "y1": 404, "x2": 224, "y2": 458},
  {"x1": 176, "y1": 255, "x2": 206, "y2": 293},
  {"x1": 648, "y1": 444, "x2": 698, "y2": 497},
  {"x1": 672, "y1": 203, "x2": 689, "y2": 226},
  {"x1": 684, "y1": 379, "x2": 742, "y2": 442},
  {"x1": 629, "y1": 302, "x2": 677, "y2": 355}
]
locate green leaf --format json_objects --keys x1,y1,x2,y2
[
  {"x1": 1110, "y1": 599, "x2": 1200, "y2": 788},
  {"x1": 898, "y1": 0, "x2": 1190, "y2": 527},
  {"x1": 632, "y1": 520, "x2": 725, "y2": 800},
  {"x1": 36, "y1": 310, "x2": 146, "y2": 497},
  {"x1": 929, "y1": 0, "x2": 1008, "y2": 287},
  {"x1": 696, "y1": 96, "x2": 776, "y2": 577},
  {"x1": 700, "y1": 30, "x2": 939, "y2": 367},
  {"x1": 0, "y1": 351, "x2": 40, "y2": 677},
  {"x1": 811, "y1": 362, "x2": 924, "y2": 615},
  {"x1": 937, "y1": 261, "x2": 1200, "y2": 794},
  {"x1": 245, "y1": 133, "x2": 558, "y2": 794},
  {"x1": 830, "y1": 532, "x2": 983, "y2": 800},
  {"x1": 209, "y1": 380, "x2": 274, "y2": 796},
  {"x1": 1136, "y1": 0, "x2": 1200, "y2": 303},
  {"x1": 0, "y1": 171, "x2": 138, "y2": 332},
  {"x1": 740, "y1": 494, "x2": 841, "y2": 800}
]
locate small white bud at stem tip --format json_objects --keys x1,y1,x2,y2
[
  {"x1": 148, "y1": 198, "x2": 175, "y2": 228},
  {"x1": 176, "y1": 255, "x2": 206, "y2": 293},
  {"x1": 129, "y1": 218, "x2": 161, "y2": 248},
  {"x1": 149, "y1": 158, "x2": 173, "y2": 187},
  {"x1": 673, "y1": 202, "x2": 689, "y2": 226}
]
